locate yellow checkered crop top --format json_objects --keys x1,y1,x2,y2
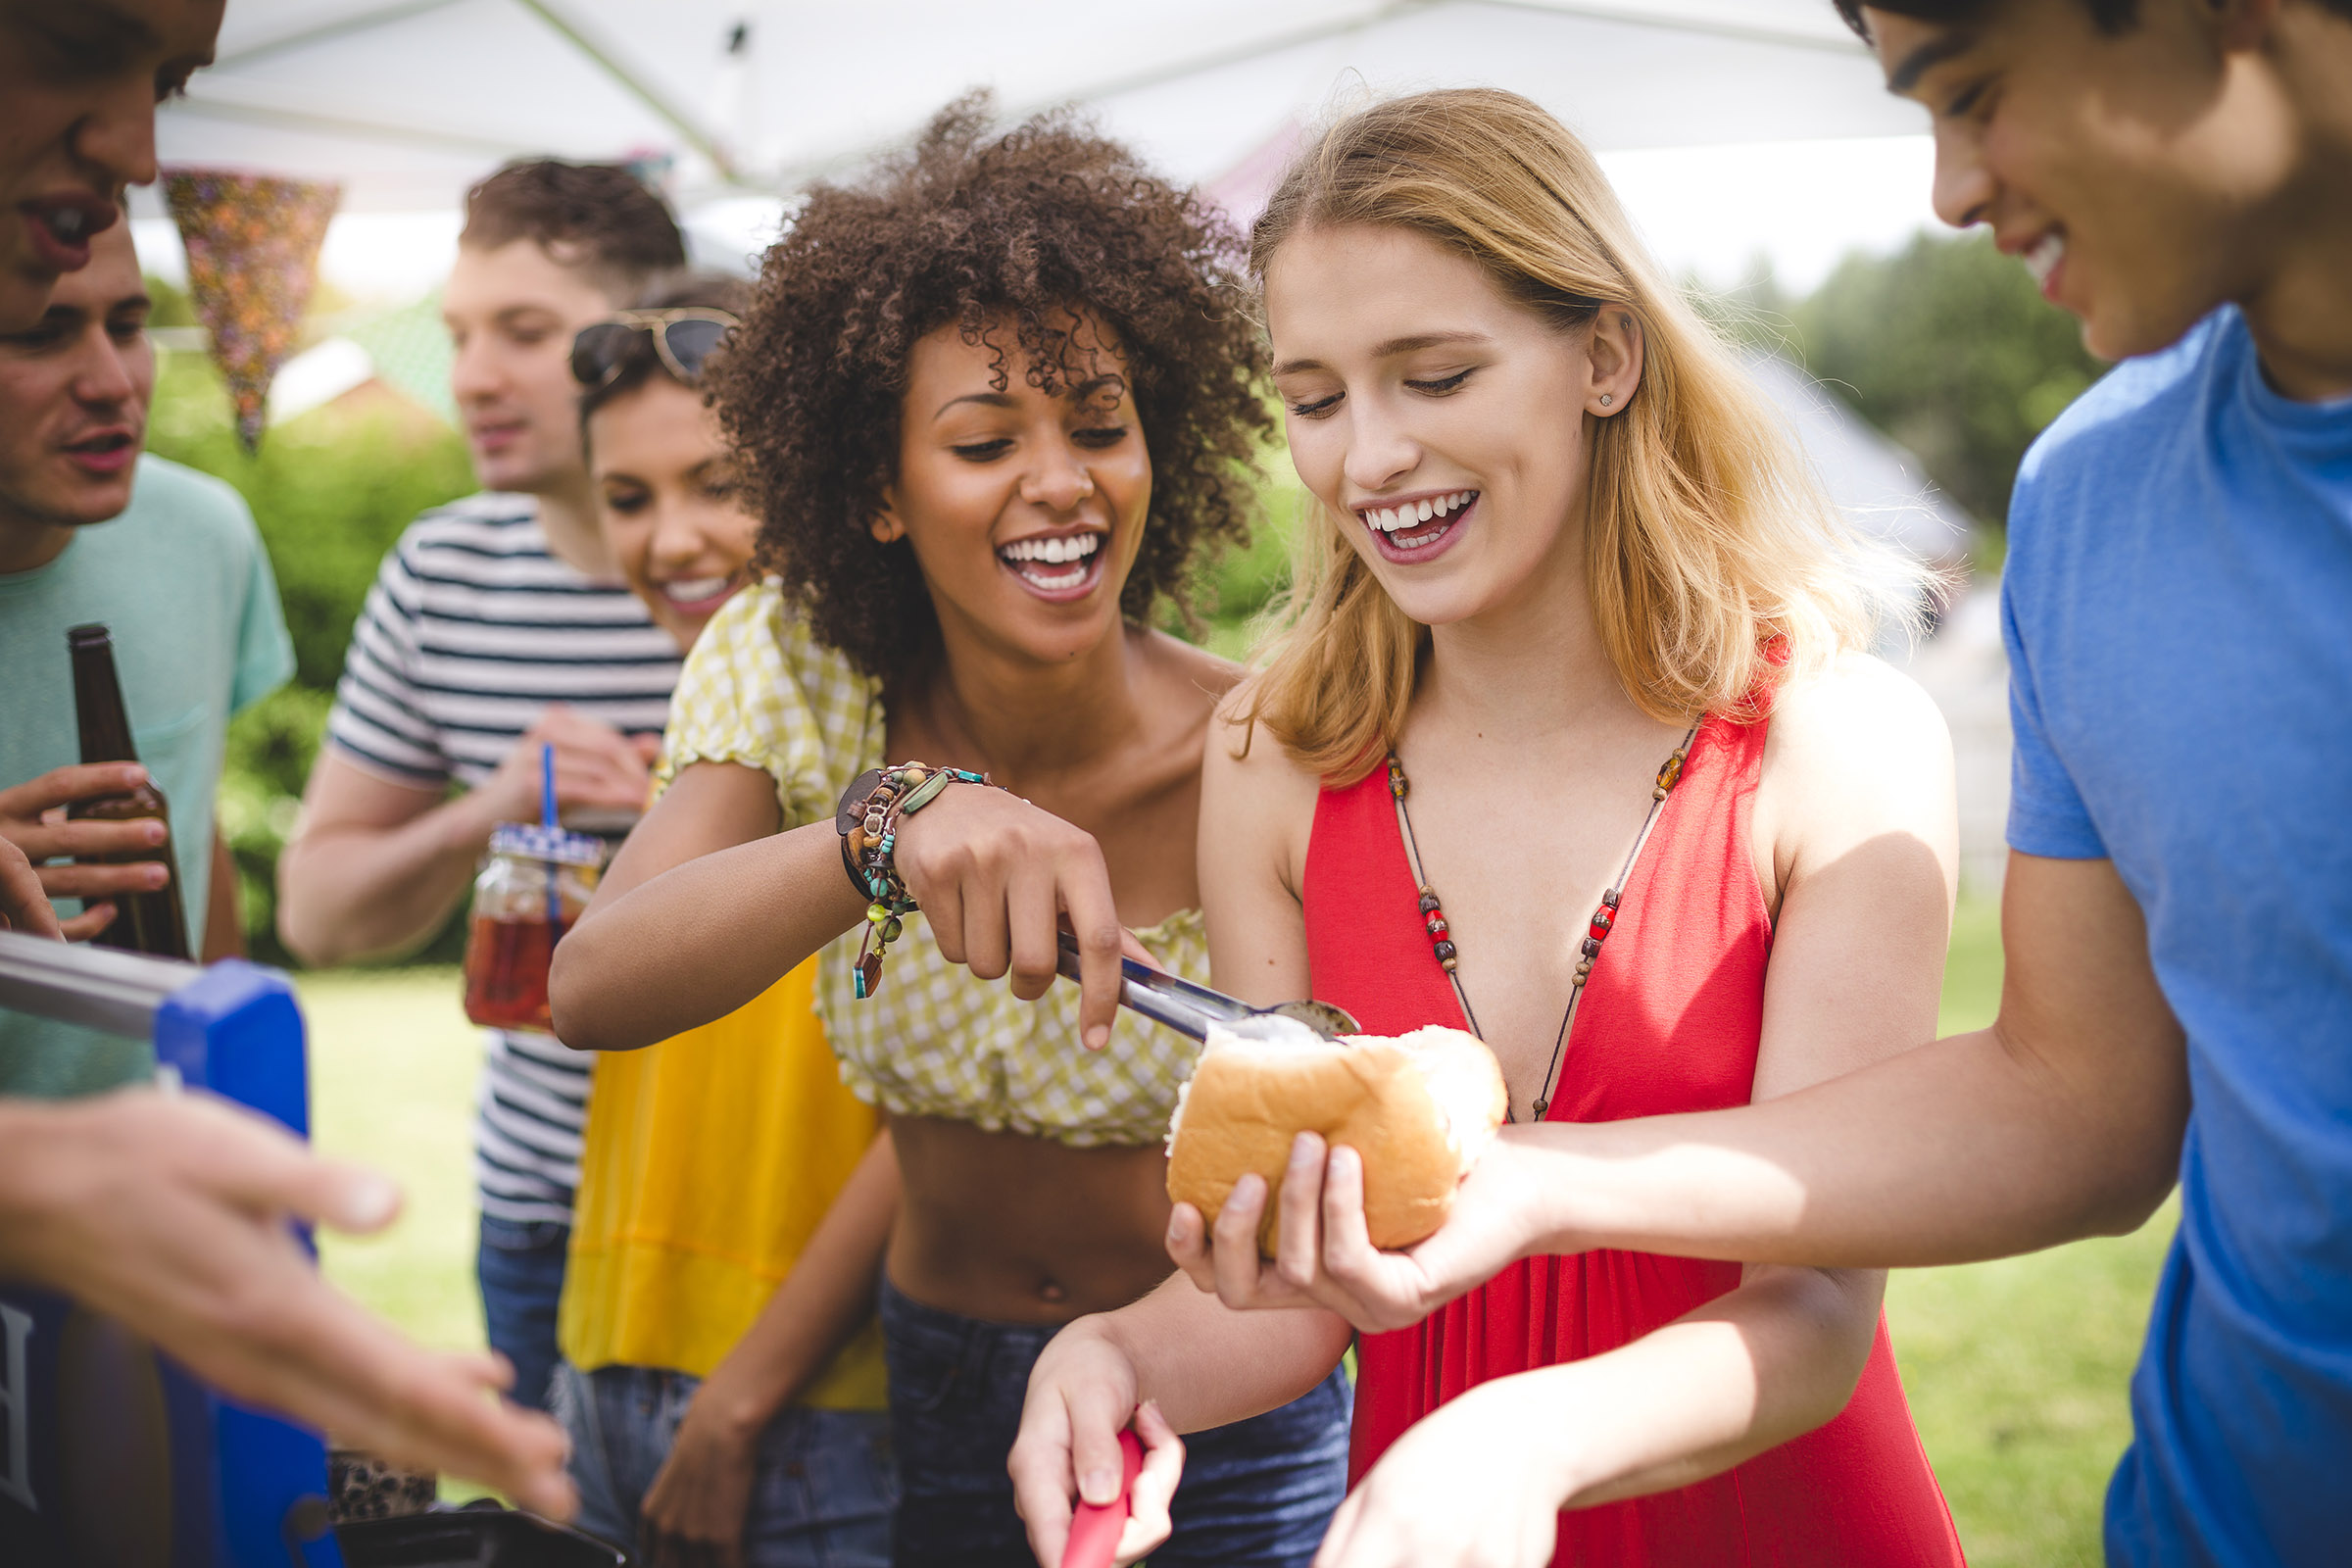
[{"x1": 656, "y1": 583, "x2": 1208, "y2": 1149}]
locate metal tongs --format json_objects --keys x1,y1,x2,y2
[{"x1": 1054, "y1": 930, "x2": 1359, "y2": 1044}]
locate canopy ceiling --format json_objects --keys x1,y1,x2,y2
[{"x1": 147, "y1": 0, "x2": 1915, "y2": 216}]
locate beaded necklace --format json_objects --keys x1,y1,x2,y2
[{"x1": 1387, "y1": 725, "x2": 1698, "y2": 1123}]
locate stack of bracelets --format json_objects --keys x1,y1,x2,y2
[{"x1": 834, "y1": 761, "x2": 999, "y2": 998}]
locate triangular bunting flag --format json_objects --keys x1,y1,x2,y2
[{"x1": 162, "y1": 168, "x2": 341, "y2": 453}]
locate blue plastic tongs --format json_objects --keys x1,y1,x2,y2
[{"x1": 1053, "y1": 929, "x2": 1358, "y2": 1044}]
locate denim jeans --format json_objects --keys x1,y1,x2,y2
[
  {"x1": 878, "y1": 1276, "x2": 1350, "y2": 1568},
  {"x1": 477, "y1": 1215, "x2": 568, "y2": 1413},
  {"x1": 553, "y1": 1360, "x2": 897, "y2": 1568}
]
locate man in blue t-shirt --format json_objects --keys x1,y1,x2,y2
[{"x1": 1180, "y1": 5, "x2": 2350, "y2": 1565}]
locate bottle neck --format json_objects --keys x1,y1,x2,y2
[{"x1": 68, "y1": 626, "x2": 138, "y2": 764}]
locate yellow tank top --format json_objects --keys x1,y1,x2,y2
[{"x1": 560, "y1": 960, "x2": 889, "y2": 1407}]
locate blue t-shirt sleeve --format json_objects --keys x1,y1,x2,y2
[
  {"x1": 2001, "y1": 558, "x2": 2107, "y2": 860},
  {"x1": 230, "y1": 508, "x2": 295, "y2": 713}
]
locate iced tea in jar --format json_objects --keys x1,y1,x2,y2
[{"x1": 462, "y1": 823, "x2": 605, "y2": 1034}]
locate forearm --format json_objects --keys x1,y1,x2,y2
[
  {"x1": 0, "y1": 1100, "x2": 69, "y2": 1279},
  {"x1": 1094, "y1": 1274, "x2": 1352, "y2": 1434},
  {"x1": 1525, "y1": 1020, "x2": 2181, "y2": 1269},
  {"x1": 690, "y1": 1132, "x2": 900, "y2": 1436},
  {"x1": 551, "y1": 821, "x2": 863, "y2": 1051},
  {"x1": 277, "y1": 792, "x2": 494, "y2": 965},
  {"x1": 1522, "y1": 1265, "x2": 1883, "y2": 1510}
]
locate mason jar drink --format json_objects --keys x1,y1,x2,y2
[{"x1": 462, "y1": 823, "x2": 605, "y2": 1034}]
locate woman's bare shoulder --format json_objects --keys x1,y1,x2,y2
[
  {"x1": 1141, "y1": 626, "x2": 1247, "y2": 704},
  {"x1": 1206, "y1": 675, "x2": 1324, "y2": 790},
  {"x1": 1198, "y1": 674, "x2": 1327, "y2": 911},
  {"x1": 1769, "y1": 651, "x2": 1949, "y2": 768},
  {"x1": 1758, "y1": 649, "x2": 1956, "y2": 882}
]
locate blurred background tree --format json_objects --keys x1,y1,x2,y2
[
  {"x1": 1718, "y1": 231, "x2": 2106, "y2": 541},
  {"x1": 145, "y1": 340, "x2": 475, "y2": 963}
]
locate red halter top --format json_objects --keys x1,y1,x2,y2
[{"x1": 1303, "y1": 713, "x2": 1966, "y2": 1566}]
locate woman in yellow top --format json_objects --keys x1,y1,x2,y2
[
  {"x1": 553, "y1": 273, "x2": 896, "y2": 1567},
  {"x1": 552, "y1": 101, "x2": 1352, "y2": 1566}
]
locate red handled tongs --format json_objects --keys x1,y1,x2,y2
[{"x1": 1060, "y1": 1427, "x2": 1146, "y2": 1568}]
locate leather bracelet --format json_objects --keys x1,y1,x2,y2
[
  {"x1": 835, "y1": 760, "x2": 996, "y2": 998},
  {"x1": 834, "y1": 767, "x2": 887, "y2": 901}
]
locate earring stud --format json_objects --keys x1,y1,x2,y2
[{"x1": 1598, "y1": 393, "x2": 1613, "y2": 407}]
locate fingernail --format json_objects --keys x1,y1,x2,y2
[
  {"x1": 336, "y1": 1173, "x2": 400, "y2": 1230},
  {"x1": 1084, "y1": 1024, "x2": 1109, "y2": 1051},
  {"x1": 144, "y1": 822, "x2": 167, "y2": 845},
  {"x1": 1079, "y1": 1467, "x2": 1118, "y2": 1505},
  {"x1": 1291, "y1": 1135, "x2": 1317, "y2": 1169}
]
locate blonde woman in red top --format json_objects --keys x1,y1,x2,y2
[{"x1": 1009, "y1": 90, "x2": 1968, "y2": 1568}]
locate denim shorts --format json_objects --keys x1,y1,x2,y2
[
  {"x1": 477, "y1": 1215, "x2": 568, "y2": 1413},
  {"x1": 878, "y1": 1276, "x2": 1350, "y2": 1568},
  {"x1": 553, "y1": 1359, "x2": 898, "y2": 1568}
]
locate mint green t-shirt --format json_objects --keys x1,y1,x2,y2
[{"x1": 0, "y1": 454, "x2": 294, "y2": 1096}]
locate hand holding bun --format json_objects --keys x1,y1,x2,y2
[{"x1": 1166, "y1": 1025, "x2": 1508, "y2": 1253}]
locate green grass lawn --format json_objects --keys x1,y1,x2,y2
[{"x1": 296, "y1": 894, "x2": 2168, "y2": 1565}]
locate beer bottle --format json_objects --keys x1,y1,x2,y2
[{"x1": 65, "y1": 623, "x2": 192, "y2": 959}]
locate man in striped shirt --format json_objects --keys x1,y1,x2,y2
[{"x1": 279, "y1": 161, "x2": 686, "y2": 1412}]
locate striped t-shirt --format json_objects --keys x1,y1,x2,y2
[{"x1": 326, "y1": 493, "x2": 679, "y2": 1227}]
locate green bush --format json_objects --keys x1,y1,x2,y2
[
  {"x1": 218, "y1": 685, "x2": 328, "y2": 967},
  {"x1": 147, "y1": 353, "x2": 476, "y2": 691},
  {"x1": 147, "y1": 348, "x2": 476, "y2": 963},
  {"x1": 1785, "y1": 231, "x2": 2106, "y2": 528}
]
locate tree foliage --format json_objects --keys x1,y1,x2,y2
[
  {"x1": 144, "y1": 347, "x2": 476, "y2": 962},
  {"x1": 1782, "y1": 232, "x2": 2106, "y2": 528}
]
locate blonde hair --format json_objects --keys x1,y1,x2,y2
[{"x1": 1242, "y1": 89, "x2": 1906, "y2": 782}]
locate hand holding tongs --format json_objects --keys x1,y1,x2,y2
[{"x1": 1054, "y1": 930, "x2": 1358, "y2": 1044}]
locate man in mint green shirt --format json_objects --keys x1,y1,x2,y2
[{"x1": 0, "y1": 221, "x2": 294, "y2": 1094}]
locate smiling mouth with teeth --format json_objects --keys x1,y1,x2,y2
[
  {"x1": 661, "y1": 575, "x2": 736, "y2": 606},
  {"x1": 2025, "y1": 232, "x2": 2067, "y2": 290},
  {"x1": 1360, "y1": 489, "x2": 1478, "y2": 551},
  {"x1": 997, "y1": 530, "x2": 1105, "y2": 591}
]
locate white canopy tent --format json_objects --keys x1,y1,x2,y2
[{"x1": 145, "y1": 0, "x2": 1919, "y2": 219}]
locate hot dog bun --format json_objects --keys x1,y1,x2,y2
[{"x1": 1165, "y1": 1024, "x2": 1507, "y2": 1254}]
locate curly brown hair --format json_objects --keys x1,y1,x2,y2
[{"x1": 708, "y1": 94, "x2": 1273, "y2": 679}]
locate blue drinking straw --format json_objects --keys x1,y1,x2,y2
[{"x1": 540, "y1": 743, "x2": 560, "y2": 926}]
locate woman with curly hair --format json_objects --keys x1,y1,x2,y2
[{"x1": 551, "y1": 98, "x2": 1350, "y2": 1566}]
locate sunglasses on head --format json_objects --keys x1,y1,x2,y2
[{"x1": 570, "y1": 308, "x2": 741, "y2": 389}]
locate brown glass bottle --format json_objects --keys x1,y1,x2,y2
[{"x1": 65, "y1": 624, "x2": 191, "y2": 959}]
